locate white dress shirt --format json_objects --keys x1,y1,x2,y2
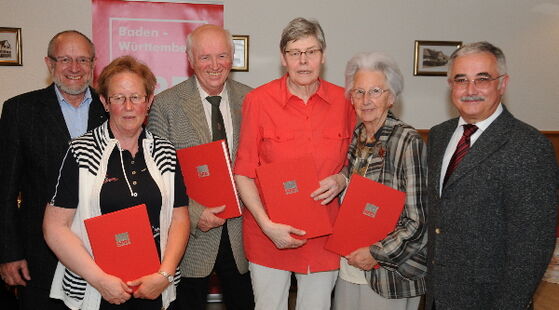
[
  {"x1": 195, "y1": 78, "x2": 234, "y2": 157},
  {"x1": 439, "y1": 104, "x2": 504, "y2": 195}
]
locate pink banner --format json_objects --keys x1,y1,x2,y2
[{"x1": 92, "y1": 0, "x2": 223, "y2": 93}]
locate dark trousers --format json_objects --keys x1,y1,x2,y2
[
  {"x1": 175, "y1": 224, "x2": 254, "y2": 310},
  {"x1": 100, "y1": 296, "x2": 165, "y2": 310},
  {"x1": 17, "y1": 285, "x2": 67, "y2": 310}
]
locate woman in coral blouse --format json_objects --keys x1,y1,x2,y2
[{"x1": 234, "y1": 17, "x2": 354, "y2": 310}]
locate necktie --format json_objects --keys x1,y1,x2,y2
[
  {"x1": 443, "y1": 124, "x2": 478, "y2": 187},
  {"x1": 206, "y1": 96, "x2": 226, "y2": 142},
  {"x1": 206, "y1": 96, "x2": 231, "y2": 234}
]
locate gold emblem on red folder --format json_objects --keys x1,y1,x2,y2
[{"x1": 115, "y1": 232, "x2": 131, "y2": 247}]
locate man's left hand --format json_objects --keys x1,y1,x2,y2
[{"x1": 197, "y1": 206, "x2": 226, "y2": 232}]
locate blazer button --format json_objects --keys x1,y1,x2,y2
[{"x1": 435, "y1": 228, "x2": 441, "y2": 234}]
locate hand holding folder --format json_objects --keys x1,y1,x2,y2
[
  {"x1": 177, "y1": 140, "x2": 242, "y2": 219},
  {"x1": 256, "y1": 157, "x2": 333, "y2": 240},
  {"x1": 261, "y1": 221, "x2": 308, "y2": 249},
  {"x1": 325, "y1": 174, "x2": 406, "y2": 256},
  {"x1": 84, "y1": 204, "x2": 160, "y2": 291}
]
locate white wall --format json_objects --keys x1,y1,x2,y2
[
  {"x1": 1, "y1": 0, "x2": 558, "y2": 129},
  {"x1": 0, "y1": 0, "x2": 92, "y2": 105}
]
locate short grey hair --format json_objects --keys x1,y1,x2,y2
[
  {"x1": 185, "y1": 25, "x2": 234, "y2": 59},
  {"x1": 344, "y1": 52, "x2": 404, "y2": 99},
  {"x1": 47, "y1": 30, "x2": 95, "y2": 58},
  {"x1": 448, "y1": 41, "x2": 507, "y2": 77},
  {"x1": 280, "y1": 17, "x2": 326, "y2": 53}
]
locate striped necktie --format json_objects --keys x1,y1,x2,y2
[{"x1": 443, "y1": 124, "x2": 478, "y2": 187}]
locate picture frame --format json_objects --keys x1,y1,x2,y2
[
  {"x1": 0, "y1": 27, "x2": 22, "y2": 66},
  {"x1": 413, "y1": 40, "x2": 461, "y2": 76},
  {"x1": 232, "y1": 35, "x2": 249, "y2": 72}
]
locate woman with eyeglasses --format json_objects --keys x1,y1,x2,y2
[
  {"x1": 233, "y1": 17, "x2": 355, "y2": 309},
  {"x1": 43, "y1": 56, "x2": 189, "y2": 310},
  {"x1": 332, "y1": 52, "x2": 428, "y2": 310}
]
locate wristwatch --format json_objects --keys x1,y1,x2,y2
[{"x1": 158, "y1": 271, "x2": 173, "y2": 283}]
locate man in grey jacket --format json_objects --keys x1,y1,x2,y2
[
  {"x1": 426, "y1": 41, "x2": 558, "y2": 309},
  {"x1": 147, "y1": 24, "x2": 254, "y2": 310}
]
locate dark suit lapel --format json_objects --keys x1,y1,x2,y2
[
  {"x1": 180, "y1": 77, "x2": 212, "y2": 144},
  {"x1": 87, "y1": 88, "x2": 107, "y2": 130},
  {"x1": 444, "y1": 109, "x2": 513, "y2": 189},
  {"x1": 42, "y1": 84, "x2": 71, "y2": 141},
  {"x1": 227, "y1": 80, "x2": 243, "y2": 160},
  {"x1": 430, "y1": 119, "x2": 458, "y2": 195}
]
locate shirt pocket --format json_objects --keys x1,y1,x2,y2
[
  {"x1": 260, "y1": 129, "x2": 296, "y2": 163},
  {"x1": 320, "y1": 128, "x2": 351, "y2": 162}
]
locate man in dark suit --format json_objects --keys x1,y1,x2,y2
[
  {"x1": 0, "y1": 30, "x2": 106, "y2": 309},
  {"x1": 147, "y1": 24, "x2": 254, "y2": 310},
  {"x1": 426, "y1": 41, "x2": 558, "y2": 309}
]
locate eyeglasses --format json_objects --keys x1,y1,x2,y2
[
  {"x1": 108, "y1": 94, "x2": 147, "y2": 105},
  {"x1": 350, "y1": 87, "x2": 390, "y2": 100},
  {"x1": 48, "y1": 56, "x2": 94, "y2": 66},
  {"x1": 451, "y1": 74, "x2": 505, "y2": 89},
  {"x1": 284, "y1": 48, "x2": 322, "y2": 59}
]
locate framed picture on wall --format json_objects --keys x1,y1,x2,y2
[
  {"x1": 232, "y1": 35, "x2": 249, "y2": 72},
  {"x1": 0, "y1": 27, "x2": 22, "y2": 66},
  {"x1": 414, "y1": 40, "x2": 461, "y2": 76}
]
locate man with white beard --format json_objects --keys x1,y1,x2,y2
[{"x1": 0, "y1": 30, "x2": 106, "y2": 310}]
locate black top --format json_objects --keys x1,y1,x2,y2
[{"x1": 52, "y1": 127, "x2": 188, "y2": 253}]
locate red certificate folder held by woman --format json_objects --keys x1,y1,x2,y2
[
  {"x1": 325, "y1": 174, "x2": 406, "y2": 256},
  {"x1": 256, "y1": 157, "x2": 333, "y2": 239},
  {"x1": 84, "y1": 204, "x2": 160, "y2": 287},
  {"x1": 177, "y1": 140, "x2": 241, "y2": 219}
]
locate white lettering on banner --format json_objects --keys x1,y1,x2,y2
[
  {"x1": 118, "y1": 41, "x2": 187, "y2": 53},
  {"x1": 118, "y1": 26, "x2": 159, "y2": 37}
]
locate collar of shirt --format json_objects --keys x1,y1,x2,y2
[
  {"x1": 456, "y1": 103, "x2": 503, "y2": 146},
  {"x1": 195, "y1": 76, "x2": 227, "y2": 100},
  {"x1": 439, "y1": 103, "x2": 503, "y2": 194},
  {"x1": 54, "y1": 85, "x2": 92, "y2": 108},
  {"x1": 279, "y1": 74, "x2": 333, "y2": 108},
  {"x1": 194, "y1": 77, "x2": 234, "y2": 151},
  {"x1": 107, "y1": 124, "x2": 147, "y2": 155},
  {"x1": 54, "y1": 85, "x2": 93, "y2": 138}
]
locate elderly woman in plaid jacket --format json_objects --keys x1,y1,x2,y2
[{"x1": 333, "y1": 52, "x2": 427, "y2": 310}]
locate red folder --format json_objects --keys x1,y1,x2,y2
[
  {"x1": 256, "y1": 157, "x2": 332, "y2": 239},
  {"x1": 325, "y1": 174, "x2": 406, "y2": 256},
  {"x1": 177, "y1": 140, "x2": 241, "y2": 219},
  {"x1": 84, "y1": 204, "x2": 160, "y2": 287}
]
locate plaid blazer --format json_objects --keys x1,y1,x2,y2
[
  {"x1": 147, "y1": 77, "x2": 252, "y2": 278},
  {"x1": 347, "y1": 112, "x2": 428, "y2": 299}
]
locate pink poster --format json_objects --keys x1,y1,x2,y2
[{"x1": 92, "y1": 0, "x2": 223, "y2": 93}]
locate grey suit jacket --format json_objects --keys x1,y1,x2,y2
[
  {"x1": 147, "y1": 76, "x2": 252, "y2": 278},
  {"x1": 426, "y1": 107, "x2": 558, "y2": 309}
]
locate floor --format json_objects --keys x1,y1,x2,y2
[
  {"x1": 206, "y1": 292, "x2": 297, "y2": 310},
  {"x1": 533, "y1": 281, "x2": 559, "y2": 310},
  {"x1": 4, "y1": 281, "x2": 555, "y2": 309}
]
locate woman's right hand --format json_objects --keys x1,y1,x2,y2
[
  {"x1": 262, "y1": 221, "x2": 307, "y2": 249},
  {"x1": 92, "y1": 273, "x2": 133, "y2": 305}
]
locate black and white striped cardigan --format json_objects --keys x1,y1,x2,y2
[{"x1": 49, "y1": 121, "x2": 179, "y2": 310}]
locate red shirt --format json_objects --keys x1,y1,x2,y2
[{"x1": 234, "y1": 75, "x2": 355, "y2": 273}]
